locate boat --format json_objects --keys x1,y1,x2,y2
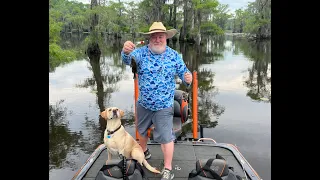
[{"x1": 71, "y1": 70, "x2": 262, "y2": 180}]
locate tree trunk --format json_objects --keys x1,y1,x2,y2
[
  {"x1": 88, "y1": 54, "x2": 104, "y2": 113},
  {"x1": 87, "y1": 0, "x2": 101, "y2": 56},
  {"x1": 169, "y1": 5, "x2": 172, "y2": 26},
  {"x1": 173, "y1": 0, "x2": 177, "y2": 28},
  {"x1": 180, "y1": 0, "x2": 188, "y2": 41},
  {"x1": 196, "y1": 9, "x2": 201, "y2": 45}
]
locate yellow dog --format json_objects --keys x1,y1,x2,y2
[{"x1": 100, "y1": 107, "x2": 160, "y2": 174}]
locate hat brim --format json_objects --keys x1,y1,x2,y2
[{"x1": 140, "y1": 29, "x2": 178, "y2": 39}]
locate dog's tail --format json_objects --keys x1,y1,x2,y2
[{"x1": 142, "y1": 159, "x2": 161, "y2": 174}]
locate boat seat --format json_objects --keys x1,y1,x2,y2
[
  {"x1": 173, "y1": 89, "x2": 189, "y2": 137},
  {"x1": 188, "y1": 154, "x2": 242, "y2": 180},
  {"x1": 95, "y1": 159, "x2": 143, "y2": 180}
]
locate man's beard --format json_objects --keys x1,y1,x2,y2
[{"x1": 149, "y1": 44, "x2": 166, "y2": 54}]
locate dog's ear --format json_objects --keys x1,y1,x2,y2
[
  {"x1": 119, "y1": 109, "x2": 124, "y2": 118},
  {"x1": 100, "y1": 110, "x2": 106, "y2": 119}
]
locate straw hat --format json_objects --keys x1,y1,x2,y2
[{"x1": 140, "y1": 22, "x2": 178, "y2": 39}]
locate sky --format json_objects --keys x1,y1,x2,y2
[
  {"x1": 72, "y1": 0, "x2": 255, "y2": 14},
  {"x1": 218, "y1": 0, "x2": 255, "y2": 13}
]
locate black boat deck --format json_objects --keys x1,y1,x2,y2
[{"x1": 82, "y1": 142, "x2": 248, "y2": 180}]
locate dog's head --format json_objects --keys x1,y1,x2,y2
[{"x1": 100, "y1": 107, "x2": 124, "y2": 120}]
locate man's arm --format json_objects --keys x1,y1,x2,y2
[
  {"x1": 175, "y1": 52, "x2": 192, "y2": 87},
  {"x1": 121, "y1": 41, "x2": 141, "y2": 65}
]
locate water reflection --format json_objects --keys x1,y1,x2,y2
[
  {"x1": 49, "y1": 33, "x2": 89, "y2": 73},
  {"x1": 60, "y1": 33, "x2": 88, "y2": 50},
  {"x1": 49, "y1": 100, "x2": 82, "y2": 171},
  {"x1": 202, "y1": 36, "x2": 232, "y2": 62},
  {"x1": 174, "y1": 37, "x2": 228, "y2": 71},
  {"x1": 174, "y1": 37, "x2": 227, "y2": 138},
  {"x1": 178, "y1": 71, "x2": 225, "y2": 138},
  {"x1": 74, "y1": 46, "x2": 136, "y2": 154},
  {"x1": 234, "y1": 39, "x2": 271, "y2": 103}
]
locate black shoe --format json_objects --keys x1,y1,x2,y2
[
  {"x1": 144, "y1": 148, "x2": 151, "y2": 160},
  {"x1": 161, "y1": 168, "x2": 174, "y2": 180}
]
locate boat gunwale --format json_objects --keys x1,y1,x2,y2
[{"x1": 71, "y1": 144, "x2": 106, "y2": 180}]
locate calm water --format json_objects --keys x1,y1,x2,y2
[{"x1": 49, "y1": 34, "x2": 271, "y2": 180}]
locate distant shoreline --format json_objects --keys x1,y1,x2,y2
[{"x1": 224, "y1": 32, "x2": 248, "y2": 37}]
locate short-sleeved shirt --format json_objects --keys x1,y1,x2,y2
[{"x1": 121, "y1": 45, "x2": 191, "y2": 111}]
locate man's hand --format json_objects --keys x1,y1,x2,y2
[
  {"x1": 122, "y1": 41, "x2": 135, "y2": 55},
  {"x1": 184, "y1": 72, "x2": 192, "y2": 84}
]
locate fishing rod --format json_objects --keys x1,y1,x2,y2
[{"x1": 130, "y1": 40, "x2": 147, "y2": 79}]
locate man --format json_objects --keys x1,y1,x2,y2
[{"x1": 121, "y1": 22, "x2": 192, "y2": 180}]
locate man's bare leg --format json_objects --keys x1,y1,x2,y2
[
  {"x1": 161, "y1": 141, "x2": 174, "y2": 170},
  {"x1": 139, "y1": 134, "x2": 149, "y2": 152}
]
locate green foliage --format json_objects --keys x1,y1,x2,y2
[
  {"x1": 49, "y1": 0, "x2": 270, "y2": 38},
  {"x1": 230, "y1": 0, "x2": 271, "y2": 38},
  {"x1": 49, "y1": 0, "x2": 239, "y2": 38},
  {"x1": 49, "y1": 10, "x2": 63, "y2": 44},
  {"x1": 139, "y1": 26, "x2": 150, "y2": 33},
  {"x1": 192, "y1": 0, "x2": 219, "y2": 10},
  {"x1": 49, "y1": 0, "x2": 84, "y2": 70},
  {"x1": 165, "y1": 25, "x2": 175, "y2": 30},
  {"x1": 201, "y1": 22, "x2": 224, "y2": 35},
  {"x1": 212, "y1": 4, "x2": 232, "y2": 30},
  {"x1": 121, "y1": 26, "x2": 130, "y2": 33},
  {"x1": 243, "y1": 17, "x2": 260, "y2": 34},
  {"x1": 48, "y1": 0, "x2": 271, "y2": 72},
  {"x1": 49, "y1": 43, "x2": 77, "y2": 67}
]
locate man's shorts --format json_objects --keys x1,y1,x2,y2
[{"x1": 136, "y1": 103, "x2": 176, "y2": 144}]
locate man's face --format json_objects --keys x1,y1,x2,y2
[{"x1": 149, "y1": 32, "x2": 167, "y2": 54}]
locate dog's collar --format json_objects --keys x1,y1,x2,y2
[{"x1": 107, "y1": 125, "x2": 122, "y2": 135}]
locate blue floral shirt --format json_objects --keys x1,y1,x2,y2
[{"x1": 121, "y1": 45, "x2": 191, "y2": 111}]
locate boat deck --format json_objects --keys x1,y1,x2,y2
[{"x1": 82, "y1": 142, "x2": 248, "y2": 180}]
